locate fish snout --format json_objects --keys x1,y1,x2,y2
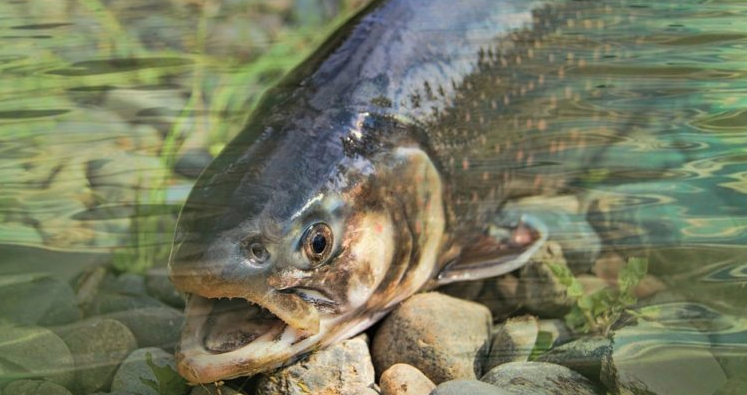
[{"x1": 168, "y1": 236, "x2": 275, "y2": 296}]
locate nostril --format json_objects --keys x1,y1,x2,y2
[{"x1": 242, "y1": 240, "x2": 270, "y2": 264}]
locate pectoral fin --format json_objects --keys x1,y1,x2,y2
[{"x1": 436, "y1": 213, "x2": 548, "y2": 285}]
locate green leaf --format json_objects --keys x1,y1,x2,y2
[{"x1": 141, "y1": 351, "x2": 184, "y2": 395}]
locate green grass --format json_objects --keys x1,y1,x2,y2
[{"x1": 549, "y1": 257, "x2": 648, "y2": 336}]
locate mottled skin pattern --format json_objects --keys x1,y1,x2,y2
[{"x1": 169, "y1": 0, "x2": 609, "y2": 383}]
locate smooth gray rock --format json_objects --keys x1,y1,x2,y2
[
  {"x1": 535, "y1": 337, "x2": 611, "y2": 381},
  {"x1": 601, "y1": 324, "x2": 727, "y2": 395},
  {"x1": 517, "y1": 242, "x2": 575, "y2": 318},
  {"x1": 484, "y1": 315, "x2": 539, "y2": 372},
  {"x1": 61, "y1": 318, "x2": 137, "y2": 394},
  {"x1": 103, "y1": 306, "x2": 184, "y2": 350},
  {"x1": 372, "y1": 292, "x2": 491, "y2": 384},
  {"x1": 380, "y1": 364, "x2": 436, "y2": 395},
  {"x1": 430, "y1": 379, "x2": 508, "y2": 395},
  {"x1": 0, "y1": 323, "x2": 75, "y2": 389},
  {"x1": 145, "y1": 267, "x2": 185, "y2": 308},
  {"x1": 110, "y1": 347, "x2": 187, "y2": 395},
  {"x1": 84, "y1": 291, "x2": 166, "y2": 316},
  {"x1": 0, "y1": 273, "x2": 82, "y2": 326},
  {"x1": 3, "y1": 380, "x2": 72, "y2": 395},
  {"x1": 481, "y1": 362, "x2": 600, "y2": 395},
  {"x1": 110, "y1": 273, "x2": 147, "y2": 295},
  {"x1": 256, "y1": 336, "x2": 375, "y2": 395}
]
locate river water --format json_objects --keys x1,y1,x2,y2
[{"x1": 0, "y1": 0, "x2": 746, "y2": 393}]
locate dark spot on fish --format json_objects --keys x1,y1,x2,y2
[{"x1": 371, "y1": 96, "x2": 392, "y2": 108}]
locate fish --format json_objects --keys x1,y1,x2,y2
[{"x1": 168, "y1": 0, "x2": 643, "y2": 383}]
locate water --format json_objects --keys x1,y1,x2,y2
[{"x1": 0, "y1": 0, "x2": 746, "y2": 392}]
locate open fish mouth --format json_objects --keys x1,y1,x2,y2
[
  {"x1": 175, "y1": 287, "x2": 340, "y2": 383},
  {"x1": 201, "y1": 297, "x2": 287, "y2": 353}
]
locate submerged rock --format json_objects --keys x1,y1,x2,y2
[
  {"x1": 60, "y1": 318, "x2": 137, "y2": 394},
  {"x1": 481, "y1": 361, "x2": 600, "y2": 395},
  {"x1": 145, "y1": 267, "x2": 186, "y2": 308},
  {"x1": 0, "y1": 273, "x2": 82, "y2": 326},
  {"x1": 256, "y1": 336, "x2": 375, "y2": 395},
  {"x1": 517, "y1": 242, "x2": 575, "y2": 318},
  {"x1": 379, "y1": 363, "x2": 436, "y2": 395},
  {"x1": 102, "y1": 306, "x2": 184, "y2": 350},
  {"x1": 3, "y1": 380, "x2": 73, "y2": 395},
  {"x1": 600, "y1": 324, "x2": 727, "y2": 395},
  {"x1": 484, "y1": 315, "x2": 539, "y2": 372},
  {"x1": 372, "y1": 292, "x2": 491, "y2": 384},
  {"x1": 430, "y1": 379, "x2": 508, "y2": 395},
  {"x1": 0, "y1": 322, "x2": 75, "y2": 389},
  {"x1": 110, "y1": 347, "x2": 188, "y2": 395},
  {"x1": 535, "y1": 336, "x2": 610, "y2": 382}
]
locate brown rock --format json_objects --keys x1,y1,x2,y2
[
  {"x1": 380, "y1": 364, "x2": 436, "y2": 395},
  {"x1": 372, "y1": 292, "x2": 491, "y2": 384},
  {"x1": 256, "y1": 336, "x2": 375, "y2": 395},
  {"x1": 484, "y1": 315, "x2": 539, "y2": 372}
]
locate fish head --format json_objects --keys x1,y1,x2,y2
[{"x1": 168, "y1": 111, "x2": 445, "y2": 383}]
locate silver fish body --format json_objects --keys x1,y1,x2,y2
[{"x1": 169, "y1": 0, "x2": 615, "y2": 383}]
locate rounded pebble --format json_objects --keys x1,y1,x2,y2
[
  {"x1": 481, "y1": 361, "x2": 600, "y2": 395},
  {"x1": 431, "y1": 379, "x2": 508, "y2": 395},
  {"x1": 372, "y1": 292, "x2": 491, "y2": 384},
  {"x1": 380, "y1": 363, "x2": 436, "y2": 395}
]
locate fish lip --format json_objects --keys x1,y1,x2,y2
[{"x1": 176, "y1": 293, "x2": 300, "y2": 383}]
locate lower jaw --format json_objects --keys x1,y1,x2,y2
[{"x1": 176, "y1": 295, "x2": 312, "y2": 383}]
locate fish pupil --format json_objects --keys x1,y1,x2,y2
[{"x1": 312, "y1": 234, "x2": 326, "y2": 255}]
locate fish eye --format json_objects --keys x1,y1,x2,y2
[{"x1": 303, "y1": 223, "x2": 333, "y2": 265}]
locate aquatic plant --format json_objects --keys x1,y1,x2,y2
[{"x1": 549, "y1": 257, "x2": 649, "y2": 336}]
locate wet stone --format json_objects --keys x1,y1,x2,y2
[
  {"x1": 484, "y1": 315, "x2": 538, "y2": 373},
  {"x1": 372, "y1": 292, "x2": 491, "y2": 384},
  {"x1": 256, "y1": 336, "x2": 375, "y2": 395},
  {"x1": 601, "y1": 323, "x2": 727, "y2": 395},
  {"x1": 110, "y1": 347, "x2": 188, "y2": 395},
  {"x1": 0, "y1": 272, "x2": 82, "y2": 326},
  {"x1": 379, "y1": 363, "x2": 436, "y2": 395},
  {"x1": 110, "y1": 272, "x2": 147, "y2": 295},
  {"x1": 190, "y1": 385, "x2": 245, "y2": 395},
  {"x1": 535, "y1": 336, "x2": 610, "y2": 382},
  {"x1": 0, "y1": 322, "x2": 75, "y2": 389},
  {"x1": 439, "y1": 274, "x2": 522, "y2": 322},
  {"x1": 102, "y1": 306, "x2": 184, "y2": 350},
  {"x1": 145, "y1": 267, "x2": 185, "y2": 308},
  {"x1": 517, "y1": 241, "x2": 575, "y2": 318},
  {"x1": 60, "y1": 318, "x2": 137, "y2": 394},
  {"x1": 481, "y1": 361, "x2": 600, "y2": 395},
  {"x1": 537, "y1": 319, "x2": 573, "y2": 348},
  {"x1": 430, "y1": 379, "x2": 508, "y2": 395},
  {"x1": 84, "y1": 290, "x2": 166, "y2": 316},
  {"x1": 3, "y1": 380, "x2": 72, "y2": 395}
]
